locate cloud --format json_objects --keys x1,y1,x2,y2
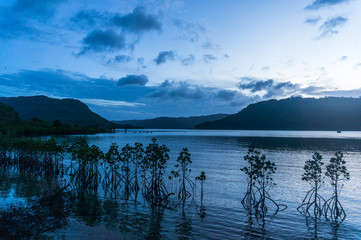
[
  {"x1": 114, "y1": 55, "x2": 133, "y2": 63},
  {"x1": 181, "y1": 55, "x2": 196, "y2": 66},
  {"x1": 305, "y1": 0, "x2": 350, "y2": 10},
  {"x1": 304, "y1": 17, "x2": 322, "y2": 25},
  {"x1": 70, "y1": 9, "x2": 105, "y2": 29},
  {"x1": 217, "y1": 90, "x2": 237, "y2": 101},
  {"x1": 238, "y1": 79, "x2": 275, "y2": 92},
  {"x1": 238, "y1": 77, "x2": 303, "y2": 98},
  {"x1": 203, "y1": 54, "x2": 217, "y2": 63},
  {"x1": 13, "y1": 0, "x2": 64, "y2": 21},
  {"x1": 319, "y1": 16, "x2": 348, "y2": 38},
  {"x1": 147, "y1": 80, "x2": 205, "y2": 99},
  {"x1": 78, "y1": 29, "x2": 127, "y2": 54},
  {"x1": 173, "y1": 18, "x2": 206, "y2": 42},
  {"x1": 154, "y1": 51, "x2": 176, "y2": 65},
  {"x1": 80, "y1": 98, "x2": 144, "y2": 107},
  {"x1": 339, "y1": 55, "x2": 347, "y2": 61},
  {"x1": 0, "y1": 69, "x2": 153, "y2": 103},
  {"x1": 117, "y1": 74, "x2": 149, "y2": 86},
  {"x1": 112, "y1": 6, "x2": 161, "y2": 34},
  {"x1": 0, "y1": 0, "x2": 64, "y2": 39}
]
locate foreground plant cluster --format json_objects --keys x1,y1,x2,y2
[
  {"x1": 0, "y1": 135, "x2": 206, "y2": 238},
  {"x1": 241, "y1": 147, "x2": 350, "y2": 224}
]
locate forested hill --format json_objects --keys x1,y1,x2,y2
[
  {"x1": 115, "y1": 114, "x2": 228, "y2": 129},
  {"x1": 0, "y1": 96, "x2": 120, "y2": 129},
  {"x1": 195, "y1": 97, "x2": 361, "y2": 130}
]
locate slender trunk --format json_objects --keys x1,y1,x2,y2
[{"x1": 314, "y1": 181, "x2": 318, "y2": 218}]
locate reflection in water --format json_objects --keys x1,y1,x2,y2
[
  {"x1": 176, "y1": 206, "x2": 193, "y2": 240},
  {"x1": 243, "y1": 210, "x2": 268, "y2": 239}
]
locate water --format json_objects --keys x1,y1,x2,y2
[{"x1": 2, "y1": 130, "x2": 361, "y2": 239}]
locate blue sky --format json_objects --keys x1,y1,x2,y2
[{"x1": 1, "y1": 0, "x2": 361, "y2": 120}]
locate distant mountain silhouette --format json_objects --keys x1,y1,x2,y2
[
  {"x1": 195, "y1": 97, "x2": 361, "y2": 130},
  {"x1": 0, "y1": 96, "x2": 121, "y2": 129},
  {"x1": 115, "y1": 114, "x2": 228, "y2": 129}
]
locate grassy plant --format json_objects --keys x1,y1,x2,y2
[
  {"x1": 323, "y1": 151, "x2": 350, "y2": 222},
  {"x1": 298, "y1": 152, "x2": 326, "y2": 219}
]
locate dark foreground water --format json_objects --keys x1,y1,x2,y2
[{"x1": 1, "y1": 130, "x2": 361, "y2": 239}]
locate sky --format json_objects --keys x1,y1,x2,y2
[{"x1": 0, "y1": 0, "x2": 361, "y2": 120}]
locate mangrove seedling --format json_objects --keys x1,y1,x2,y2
[
  {"x1": 323, "y1": 151, "x2": 350, "y2": 222},
  {"x1": 141, "y1": 138, "x2": 171, "y2": 206},
  {"x1": 175, "y1": 148, "x2": 195, "y2": 203},
  {"x1": 298, "y1": 152, "x2": 325, "y2": 219},
  {"x1": 241, "y1": 147, "x2": 262, "y2": 210}
]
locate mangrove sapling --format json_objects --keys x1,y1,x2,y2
[
  {"x1": 175, "y1": 148, "x2": 196, "y2": 203},
  {"x1": 252, "y1": 150, "x2": 281, "y2": 218},
  {"x1": 298, "y1": 152, "x2": 326, "y2": 219},
  {"x1": 241, "y1": 147, "x2": 262, "y2": 210},
  {"x1": 120, "y1": 144, "x2": 133, "y2": 200},
  {"x1": 130, "y1": 142, "x2": 144, "y2": 196},
  {"x1": 141, "y1": 138, "x2": 171, "y2": 206},
  {"x1": 195, "y1": 171, "x2": 206, "y2": 218},
  {"x1": 68, "y1": 138, "x2": 104, "y2": 192},
  {"x1": 323, "y1": 151, "x2": 350, "y2": 222},
  {"x1": 103, "y1": 143, "x2": 122, "y2": 194},
  {"x1": 195, "y1": 171, "x2": 206, "y2": 204}
]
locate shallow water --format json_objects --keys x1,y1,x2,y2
[{"x1": 2, "y1": 130, "x2": 361, "y2": 239}]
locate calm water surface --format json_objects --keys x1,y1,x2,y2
[{"x1": 2, "y1": 130, "x2": 361, "y2": 239}]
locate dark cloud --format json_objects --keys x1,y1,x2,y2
[
  {"x1": 147, "y1": 81, "x2": 205, "y2": 99},
  {"x1": 112, "y1": 6, "x2": 161, "y2": 34},
  {"x1": 238, "y1": 77, "x2": 303, "y2": 98},
  {"x1": 238, "y1": 79, "x2": 275, "y2": 93},
  {"x1": 181, "y1": 55, "x2": 195, "y2": 66},
  {"x1": 79, "y1": 29, "x2": 127, "y2": 54},
  {"x1": 154, "y1": 51, "x2": 176, "y2": 65},
  {"x1": 305, "y1": 0, "x2": 350, "y2": 10},
  {"x1": 203, "y1": 54, "x2": 217, "y2": 63},
  {"x1": 114, "y1": 55, "x2": 133, "y2": 63},
  {"x1": 117, "y1": 74, "x2": 148, "y2": 86},
  {"x1": 70, "y1": 9, "x2": 105, "y2": 29},
  {"x1": 319, "y1": 16, "x2": 348, "y2": 38},
  {"x1": 304, "y1": 17, "x2": 322, "y2": 25},
  {"x1": 0, "y1": 0, "x2": 64, "y2": 39},
  {"x1": 217, "y1": 90, "x2": 237, "y2": 101}
]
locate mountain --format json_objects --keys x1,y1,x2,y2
[
  {"x1": 114, "y1": 114, "x2": 228, "y2": 129},
  {"x1": 0, "y1": 96, "x2": 121, "y2": 129},
  {"x1": 195, "y1": 97, "x2": 361, "y2": 130}
]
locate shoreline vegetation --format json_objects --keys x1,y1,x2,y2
[
  {"x1": 0, "y1": 133, "x2": 351, "y2": 238},
  {"x1": 0, "y1": 134, "x2": 205, "y2": 238}
]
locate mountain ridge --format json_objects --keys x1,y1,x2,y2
[
  {"x1": 0, "y1": 95, "x2": 121, "y2": 129},
  {"x1": 195, "y1": 97, "x2": 361, "y2": 130},
  {"x1": 114, "y1": 114, "x2": 228, "y2": 129}
]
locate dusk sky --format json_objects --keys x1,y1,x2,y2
[{"x1": 1, "y1": 0, "x2": 361, "y2": 120}]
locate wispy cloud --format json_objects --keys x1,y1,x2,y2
[
  {"x1": 319, "y1": 16, "x2": 348, "y2": 38},
  {"x1": 80, "y1": 98, "x2": 144, "y2": 107},
  {"x1": 304, "y1": 17, "x2": 322, "y2": 25},
  {"x1": 305, "y1": 0, "x2": 350, "y2": 10}
]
